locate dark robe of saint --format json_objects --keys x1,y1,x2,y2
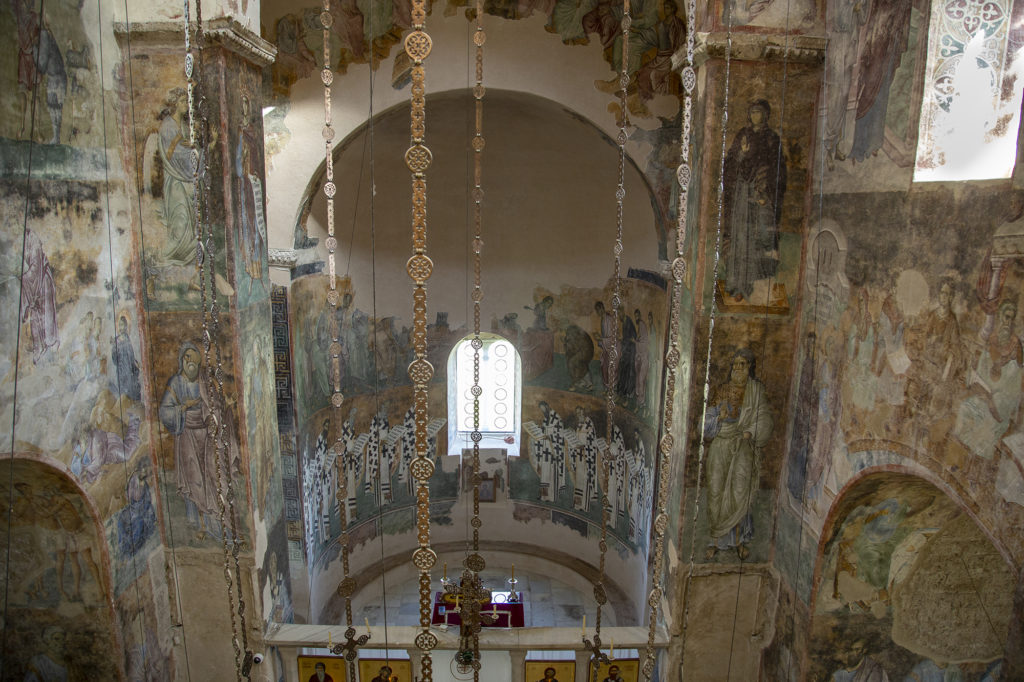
[{"x1": 723, "y1": 100, "x2": 786, "y2": 301}]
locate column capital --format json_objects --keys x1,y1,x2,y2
[
  {"x1": 673, "y1": 31, "x2": 826, "y2": 71},
  {"x1": 113, "y1": 17, "x2": 276, "y2": 67}
]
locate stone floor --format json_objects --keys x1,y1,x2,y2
[{"x1": 354, "y1": 568, "x2": 616, "y2": 629}]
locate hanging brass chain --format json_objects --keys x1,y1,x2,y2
[
  {"x1": 404, "y1": 3, "x2": 438, "y2": 680},
  {"x1": 318, "y1": 3, "x2": 365, "y2": 680},
  {"x1": 640, "y1": 0, "x2": 697, "y2": 676},
  {"x1": 467, "y1": 2, "x2": 487, "y2": 679},
  {"x1": 588, "y1": 3, "x2": 630, "y2": 679},
  {"x1": 185, "y1": 0, "x2": 250, "y2": 678}
]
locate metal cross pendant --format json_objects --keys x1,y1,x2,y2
[
  {"x1": 328, "y1": 626, "x2": 370, "y2": 661},
  {"x1": 583, "y1": 632, "x2": 611, "y2": 671}
]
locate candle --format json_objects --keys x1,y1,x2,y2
[
  {"x1": 581, "y1": 614, "x2": 586, "y2": 638},
  {"x1": 328, "y1": 631, "x2": 332, "y2": 647},
  {"x1": 511, "y1": 564, "x2": 514, "y2": 581},
  {"x1": 609, "y1": 638, "x2": 614, "y2": 659},
  {"x1": 365, "y1": 617, "x2": 371, "y2": 637},
  {"x1": 443, "y1": 562, "x2": 447, "y2": 580}
]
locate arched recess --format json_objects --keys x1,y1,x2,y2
[
  {"x1": 288, "y1": 89, "x2": 668, "y2": 628},
  {"x1": 0, "y1": 454, "x2": 123, "y2": 680},
  {"x1": 807, "y1": 470, "x2": 1015, "y2": 680}
]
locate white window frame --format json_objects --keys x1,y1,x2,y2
[{"x1": 446, "y1": 333, "x2": 522, "y2": 458}]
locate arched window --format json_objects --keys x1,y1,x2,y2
[
  {"x1": 914, "y1": 0, "x2": 1024, "y2": 181},
  {"x1": 446, "y1": 333, "x2": 522, "y2": 458}
]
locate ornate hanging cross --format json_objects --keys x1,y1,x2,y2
[
  {"x1": 443, "y1": 568, "x2": 498, "y2": 672},
  {"x1": 327, "y1": 626, "x2": 370, "y2": 661},
  {"x1": 582, "y1": 631, "x2": 611, "y2": 674}
]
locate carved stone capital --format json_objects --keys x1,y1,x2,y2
[
  {"x1": 676, "y1": 31, "x2": 826, "y2": 70},
  {"x1": 269, "y1": 248, "x2": 298, "y2": 269},
  {"x1": 113, "y1": 17, "x2": 276, "y2": 67}
]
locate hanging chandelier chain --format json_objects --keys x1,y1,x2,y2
[
  {"x1": 640, "y1": 0, "x2": 697, "y2": 675},
  {"x1": 318, "y1": 5, "x2": 363, "y2": 680},
  {"x1": 469, "y1": 0, "x2": 486, "y2": 559},
  {"x1": 585, "y1": 2, "x2": 629, "y2": 674},
  {"x1": 403, "y1": 1, "x2": 439, "y2": 680},
  {"x1": 467, "y1": 3, "x2": 487, "y2": 678},
  {"x1": 184, "y1": 0, "x2": 251, "y2": 677}
]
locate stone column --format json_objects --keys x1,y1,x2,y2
[
  {"x1": 115, "y1": 17, "x2": 279, "y2": 680},
  {"x1": 575, "y1": 650, "x2": 592, "y2": 682},
  {"x1": 669, "y1": 28, "x2": 824, "y2": 682},
  {"x1": 509, "y1": 649, "x2": 527, "y2": 682},
  {"x1": 408, "y1": 648, "x2": 423, "y2": 680}
]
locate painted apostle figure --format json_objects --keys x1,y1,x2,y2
[
  {"x1": 703, "y1": 348, "x2": 773, "y2": 560},
  {"x1": 158, "y1": 341, "x2": 235, "y2": 539}
]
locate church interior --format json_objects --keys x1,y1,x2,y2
[{"x1": 3, "y1": 0, "x2": 1024, "y2": 680}]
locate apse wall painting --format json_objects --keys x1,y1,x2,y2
[{"x1": 289, "y1": 271, "x2": 663, "y2": 565}]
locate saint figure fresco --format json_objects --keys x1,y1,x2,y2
[
  {"x1": 703, "y1": 348, "x2": 773, "y2": 560},
  {"x1": 723, "y1": 99, "x2": 786, "y2": 303},
  {"x1": 159, "y1": 341, "x2": 238, "y2": 539},
  {"x1": 20, "y1": 228, "x2": 60, "y2": 363}
]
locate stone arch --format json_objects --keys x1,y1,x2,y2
[
  {"x1": 807, "y1": 467, "x2": 1015, "y2": 679},
  {"x1": 0, "y1": 453, "x2": 124, "y2": 680}
]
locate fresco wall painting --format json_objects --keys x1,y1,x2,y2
[{"x1": 808, "y1": 474, "x2": 1012, "y2": 681}]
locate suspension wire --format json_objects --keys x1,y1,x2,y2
[
  {"x1": 120, "y1": 0, "x2": 194, "y2": 675},
  {"x1": 3, "y1": 0, "x2": 44, "y2": 667},
  {"x1": 344, "y1": 117, "x2": 370, "y2": 278},
  {"x1": 95, "y1": 0, "x2": 149, "y2": 674},
  {"x1": 680, "y1": 2, "x2": 734, "y2": 678},
  {"x1": 365, "y1": 0, "x2": 395, "y2": 667}
]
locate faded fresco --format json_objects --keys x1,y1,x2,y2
[
  {"x1": 821, "y1": 0, "x2": 931, "y2": 188},
  {"x1": 763, "y1": 2, "x2": 1024, "y2": 677},
  {"x1": 715, "y1": 0, "x2": 822, "y2": 32},
  {"x1": 289, "y1": 271, "x2": 665, "y2": 565},
  {"x1": 679, "y1": 318, "x2": 793, "y2": 566},
  {"x1": 808, "y1": 475, "x2": 1012, "y2": 680},
  {"x1": 0, "y1": 0, "x2": 178, "y2": 673},
  {"x1": 265, "y1": 0, "x2": 687, "y2": 118},
  {"x1": 701, "y1": 61, "x2": 820, "y2": 317},
  {"x1": 0, "y1": 460, "x2": 122, "y2": 680}
]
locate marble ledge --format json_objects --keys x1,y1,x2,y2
[{"x1": 266, "y1": 624, "x2": 669, "y2": 651}]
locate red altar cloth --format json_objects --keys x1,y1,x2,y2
[{"x1": 431, "y1": 591, "x2": 525, "y2": 628}]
